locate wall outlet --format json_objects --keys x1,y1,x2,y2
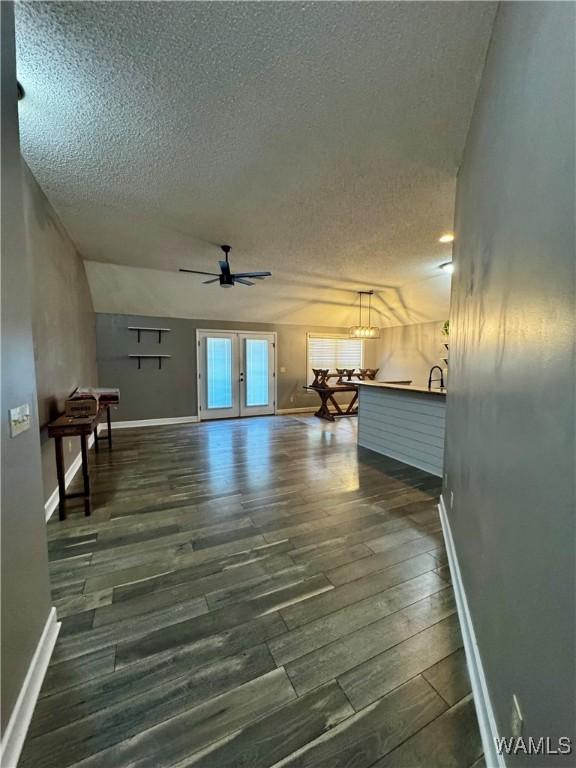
[
  {"x1": 290, "y1": 395, "x2": 294, "y2": 403},
  {"x1": 9, "y1": 403, "x2": 31, "y2": 438},
  {"x1": 511, "y1": 694, "x2": 523, "y2": 737},
  {"x1": 280, "y1": 366, "x2": 287, "y2": 374}
]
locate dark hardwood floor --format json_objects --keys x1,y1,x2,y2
[{"x1": 21, "y1": 415, "x2": 482, "y2": 768}]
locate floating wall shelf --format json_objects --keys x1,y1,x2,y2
[
  {"x1": 128, "y1": 327, "x2": 171, "y2": 344},
  {"x1": 128, "y1": 354, "x2": 171, "y2": 370}
]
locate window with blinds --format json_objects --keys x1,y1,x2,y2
[{"x1": 307, "y1": 334, "x2": 364, "y2": 381}]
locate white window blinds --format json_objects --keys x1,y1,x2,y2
[{"x1": 307, "y1": 335, "x2": 364, "y2": 378}]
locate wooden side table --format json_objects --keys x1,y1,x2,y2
[
  {"x1": 48, "y1": 414, "x2": 95, "y2": 520},
  {"x1": 93, "y1": 404, "x2": 113, "y2": 452},
  {"x1": 48, "y1": 405, "x2": 116, "y2": 520}
]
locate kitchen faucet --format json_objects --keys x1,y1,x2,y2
[{"x1": 428, "y1": 365, "x2": 445, "y2": 390}]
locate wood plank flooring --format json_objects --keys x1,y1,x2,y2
[{"x1": 21, "y1": 415, "x2": 482, "y2": 768}]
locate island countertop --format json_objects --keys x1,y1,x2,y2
[
  {"x1": 356, "y1": 381, "x2": 446, "y2": 397},
  {"x1": 357, "y1": 380, "x2": 446, "y2": 476}
]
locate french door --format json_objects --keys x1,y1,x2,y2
[{"x1": 197, "y1": 331, "x2": 276, "y2": 420}]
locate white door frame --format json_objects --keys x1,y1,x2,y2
[{"x1": 196, "y1": 329, "x2": 278, "y2": 422}]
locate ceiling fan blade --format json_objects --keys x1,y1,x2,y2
[
  {"x1": 233, "y1": 271, "x2": 272, "y2": 278},
  {"x1": 203, "y1": 278, "x2": 220, "y2": 284},
  {"x1": 234, "y1": 278, "x2": 254, "y2": 286},
  {"x1": 179, "y1": 269, "x2": 219, "y2": 276}
]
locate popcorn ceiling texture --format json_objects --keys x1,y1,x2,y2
[{"x1": 15, "y1": 1, "x2": 496, "y2": 326}]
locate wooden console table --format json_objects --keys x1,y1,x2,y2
[
  {"x1": 47, "y1": 400, "x2": 116, "y2": 521},
  {"x1": 93, "y1": 403, "x2": 113, "y2": 452}
]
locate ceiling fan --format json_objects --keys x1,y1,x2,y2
[{"x1": 179, "y1": 245, "x2": 272, "y2": 287}]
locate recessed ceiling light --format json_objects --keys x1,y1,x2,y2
[
  {"x1": 439, "y1": 262, "x2": 454, "y2": 274},
  {"x1": 438, "y1": 233, "x2": 454, "y2": 243}
]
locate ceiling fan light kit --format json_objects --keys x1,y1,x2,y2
[
  {"x1": 179, "y1": 245, "x2": 272, "y2": 287},
  {"x1": 349, "y1": 291, "x2": 380, "y2": 339}
]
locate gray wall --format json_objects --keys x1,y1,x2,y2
[
  {"x1": 445, "y1": 2, "x2": 575, "y2": 762},
  {"x1": 1, "y1": 1, "x2": 52, "y2": 732},
  {"x1": 23, "y1": 164, "x2": 98, "y2": 502},
  {"x1": 374, "y1": 320, "x2": 446, "y2": 390},
  {"x1": 96, "y1": 313, "x2": 376, "y2": 420}
]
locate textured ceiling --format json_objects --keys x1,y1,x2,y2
[{"x1": 16, "y1": 1, "x2": 496, "y2": 326}]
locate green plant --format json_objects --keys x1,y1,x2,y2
[{"x1": 442, "y1": 320, "x2": 449, "y2": 337}]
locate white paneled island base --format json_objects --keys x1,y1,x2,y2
[{"x1": 357, "y1": 382, "x2": 446, "y2": 477}]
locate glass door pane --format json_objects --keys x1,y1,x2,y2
[
  {"x1": 198, "y1": 332, "x2": 239, "y2": 420},
  {"x1": 207, "y1": 337, "x2": 233, "y2": 409},
  {"x1": 239, "y1": 333, "x2": 276, "y2": 417},
  {"x1": 245, "y1": 339, "x2": 269, "y2": 407}
]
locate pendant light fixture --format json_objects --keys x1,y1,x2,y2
[{"x1": 349, "y1": 291, "x2": 380, "y2": 339}]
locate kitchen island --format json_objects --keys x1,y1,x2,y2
[{"x1": 357, "y1": 381, "x2": 446, "y2": 477}]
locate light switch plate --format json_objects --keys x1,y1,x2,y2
[{"x1": 9, "y1": 403, "x2": 31, "y2": 437}]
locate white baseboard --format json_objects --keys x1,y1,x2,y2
[
  {"x1": 276, "y1": 407, "x2": 317, "y2": 415},
  {"x1": 0, "y1": 607, "x2": 60, "y2": 768},
  {"x1": 110, "y1": 416, "x2": 199, "y2": 429},
  {"x1": 438, "y1": 496, "x2": 505, "y2": 768},
  {"x1": 44, "y1": 430, "x2": 98, "y2": 522}
]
